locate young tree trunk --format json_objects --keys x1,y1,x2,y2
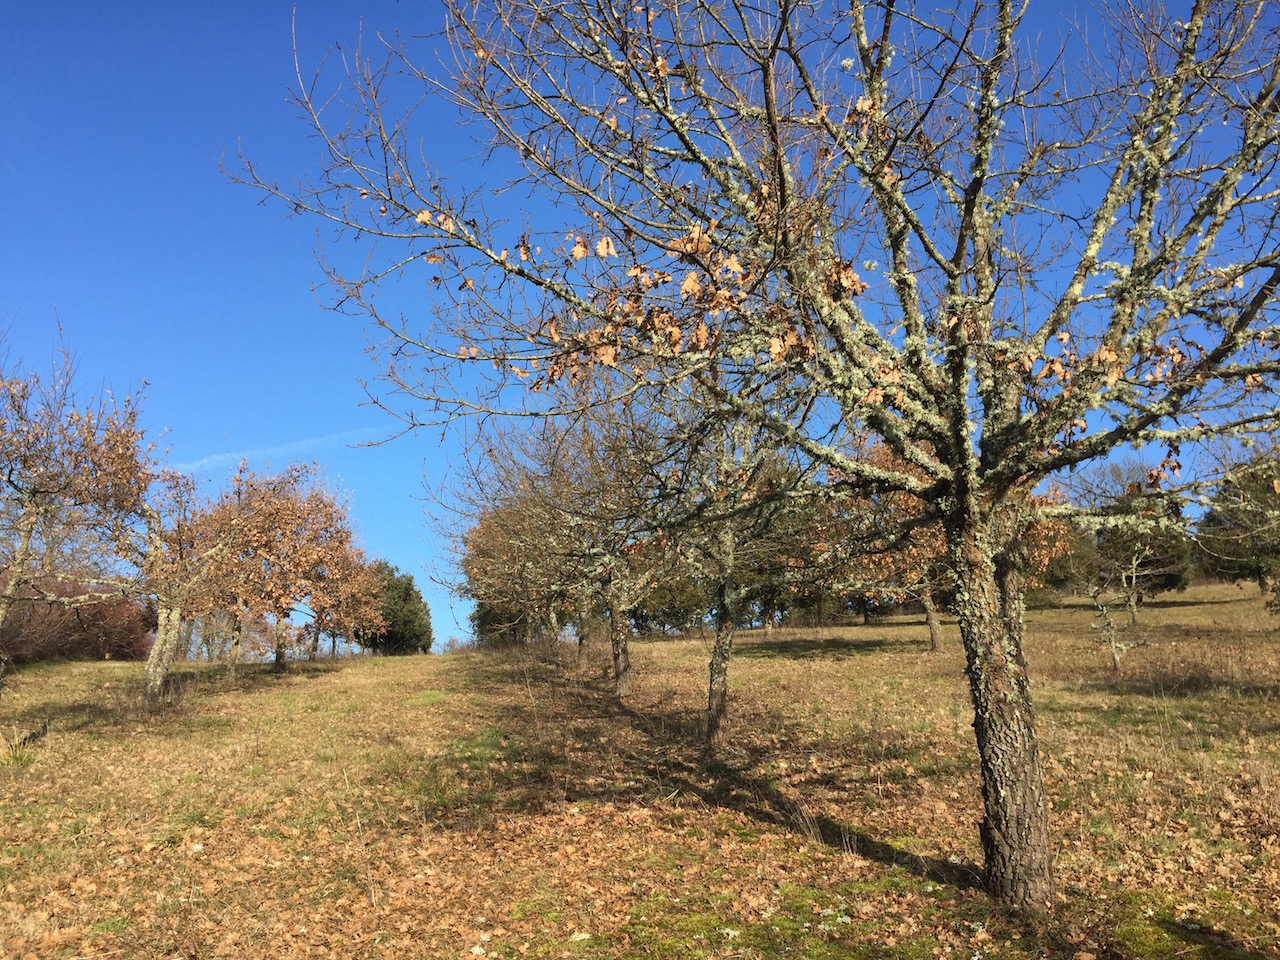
[
  {"x1": 706, "y1": 581, "x2": 735, "y2": 749},
  {"x1": 953, "y1": 522, "x2": 1055, "y2": 911},
  {"x1": 920, "y1": 589, "x2": 944, "y2": 653},
  {"x1": 607, "y1": 598, "x2": 631, "y2": 696},
  {"x1": 144, "y1": 601, "x2": 182, "y2": 709}
]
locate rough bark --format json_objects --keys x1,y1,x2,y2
[
  {"x1": 953, "y1": 521, "x2": 1054, "y2": 910},
  {"x1": 143, "y1": 601, "x2": 182, "y2": 709},
  {"x1": 920, "y1": 590, "x2": 944, "y2": 653},
  {"x1": 308, "y1": 619, "x2": 322, "y2": 662},
  {"x1": 607, "y1": 597, "x2": 631, "y2": 696},
  {"x1": 706, "y1": 581, "x2": 735, "y2": 749}
]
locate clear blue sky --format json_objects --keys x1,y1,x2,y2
[
  {"x1": 2, "y1": 3, "x2": 1101, "y2": 647},
  {"x1": 1, "y1": 3, "x2": 477, "y2": 642}
]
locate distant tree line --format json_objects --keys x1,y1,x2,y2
[{"x1": 455, "y1": 413, "x2": 1280, "y2": 700}]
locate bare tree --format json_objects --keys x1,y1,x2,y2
[
  {"x1": 450, "y1": 406, "x2": 675, "y2": 692},
  {"x1": 241, "y1": 0, "x2": 1280, "y2": 908}
]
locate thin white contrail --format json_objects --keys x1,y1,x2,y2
[{"x1": 170, "y1": 428, "x2": 370, "y2": 474}]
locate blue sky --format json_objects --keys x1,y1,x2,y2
[{"x1": 1, "y1": 3, "x2": 476, "y2": 642}]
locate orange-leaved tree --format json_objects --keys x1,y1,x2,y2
[
  {"x1": 206, "y1": 463, "x2": 369, "y2": 673},
  {"x1": 0, "y1": 342, "x2": 151, "y2": 690}
]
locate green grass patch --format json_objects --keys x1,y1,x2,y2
[
  {"x1": 89, "y1": 916, "x2": 130, "y2": 936},
  {"x1": 407, "y1": 689, "x2": 451, "y2": 706}
]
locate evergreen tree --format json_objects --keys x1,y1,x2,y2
[{"x1": 365, "y1": 561, "x2": 434, "y2": 655}]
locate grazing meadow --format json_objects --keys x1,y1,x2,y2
[{"x1": 2, "y1": 582, "x2": 1277, "y2": 959}]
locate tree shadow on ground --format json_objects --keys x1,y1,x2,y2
[
  {"x1": 736, "y1": 633, "x2": 930, "y2": 660},
  {"x1": 694, "y1": 753, "x2": 988, "y2": 893},
  {"x1": 1153, "y1": 919, "x2": 1271, "y2": 959},
  {"x1": 450, "y1": 653, "x2": 982, "y2": 890},
  {"x1": 7, "y1": 698, "x2": 130, "y2": 734},
  {"x1": 1138, "y1": 594, "x2": 1253, "y2": 609},
  {"x1": 1089, "y1": 672, "x2": 1280, "y2": 700},
  {"x1": 5, "y1": 659, "x2": 346, "y2": 733},
  {"x1": 1056, "y1": 667, "x2": 1280, "y2": 741},
  {"x1": 441, "y1": 655, "x2": 1112, "y2": 957}
]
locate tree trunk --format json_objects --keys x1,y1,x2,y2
[
  {"x1": 1126, "y1": 556, "x2": 1140, "y2": 626},
  {"x1": 228, "y1": 615, "x2": 242, "y2": 680},
  {"x1": 920, "y1": 589, "x2": 944, "y2": 652},
  {"x1": 953, "y1": 522, "x2": 1055, "y2": 911},
  {"x1": 144, "y1": 601, "x2": 182, "y2": 709},
  {"x1": 546, "y1": 605, "x2": 560, "y2": 650},
  {"x1": 607, "y1": 598, "x2": 631, "y2": 696},
  {"x1": 706, "y1": 581, "x2": 735, "y2": 749},
  {"x1": 273, "y1": 619, "x2": 289, "y2": 673},
  {"x1": 308, "y1": 619, "x2": 321, "y2": 662},
  {"x1": 0, "y1": 510, "x2": 39, "y2": 682}
]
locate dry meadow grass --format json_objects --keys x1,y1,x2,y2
[{"x1": 1, "y1": 582, "x2": 1277, "y2": 958}]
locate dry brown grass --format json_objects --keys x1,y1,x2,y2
[{"x1": 0, "y1": 583, "x2": 1277, "y2": 958}]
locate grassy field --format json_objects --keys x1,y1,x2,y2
[{"x1": 1, "y1": 582, "x2": 1277, "y2": 959}]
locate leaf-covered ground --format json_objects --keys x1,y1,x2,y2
[{"x1": 1, "y1": 583, "x2": 1277, "y2": 958}]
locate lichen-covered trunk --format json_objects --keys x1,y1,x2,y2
[
  {"x1": 144, "y1": 601, "x2": 182, "y2": 709},
  {"x1": 953, "y1": 522, "x2": 1054, "y2": 911},
  {"x1": 607, "y1": 598, "x2": 631, "y2": 696},
  {"x1": 546, "y1": 606, "x2": 560, "y2": 649},
  {"x1": 920, "y1": 589, "x2": 944, "y2": 652},
  {"x1": 706, "y1": 581, "x2": 735, "y2": 749},
  {"x1": 273, "y1": 619, "x2": 288, "y2": 673}
]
